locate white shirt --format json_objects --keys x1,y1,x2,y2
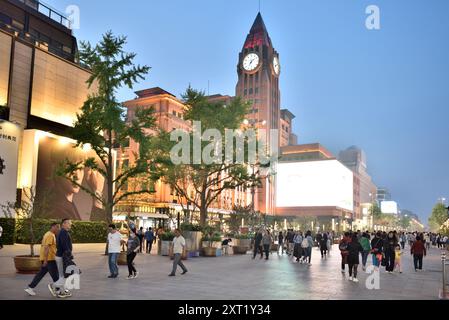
[
  {"x1": 108, "y1": 232, "x2": 122, "y2": 253},
  {"x1": 172, "y1": 235, "x2": 186, "y2": 254}
]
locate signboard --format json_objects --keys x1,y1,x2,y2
[{"x1": 0, "y1": 120, "x2": 20, "y2": 215}]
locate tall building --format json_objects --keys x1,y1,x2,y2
[
  {"x1": 376, "y1": 187, "x2": 391, "y2": 203},
  {"x1": 0, "y1": 0, "x2": 99, "y2": 220},
  {"x1": 235, "y1": 12, "x2": 281, "y2": 216},
  {"x1": 338, "y1": 146, "x2": 377, "y2": 224},
  {"x1": 280, "y1": 109, "x2": 297, "y2": 147}
]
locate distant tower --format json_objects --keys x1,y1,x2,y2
[{"x1": 236, "y1": 13, "x2": 281, "y2": 215}]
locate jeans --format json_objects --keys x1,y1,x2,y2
[
  {"x1": 413, "y1": 254, "x2": 423, "y2": 270},
  {"x1": 146, "y1": 240, "x2": 153, "y2": 253},
  {"x1": 29, "y1": 261, "x2": 59, "y2": 288},
  {"x1": 108, "y1": 253, "x2": 119, "y2": 276},
  {"x1": 372, "y1": 253, "x2": 380, "y2": 267},
  {"x1": 263, "y1": 244, "x2": 270, "y2": 259},
  {"x1": 127, "y1": 252, "x2": 137, "y2": 276},
  {"x1": 400, "y1": 241, "x2": 405, "y2": 249},
  {"x1": 171, "y1": 253, "x2": 187, "y2": 275},
  {"x1": 361, "y1": 250, "x2": 369, "y2": 267}
]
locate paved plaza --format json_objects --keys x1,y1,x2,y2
[{"x1": 0, "y1": 243, "x2": 444, "y2": 300}]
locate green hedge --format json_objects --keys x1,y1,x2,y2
[
  {"x1": 15, "y1": 219, "x2": 108, "y2": 244},
  {"x1": 0, "y1": 218, "x2": 16, "y2": 245}
]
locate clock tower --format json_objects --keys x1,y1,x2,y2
[{"x1": 236, "y1": 12, "x2": 280, "y2": 215}]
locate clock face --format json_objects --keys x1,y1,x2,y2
[
  {"x1": 242, "y1": 53, "x2": 260, "y2": 72},
  {"x1": 273, "y1": 56, "x2": 280, "y2": 75}
]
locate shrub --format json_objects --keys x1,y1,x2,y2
[
  {"x1": 15, "y1": 219, "x2": 108, "y2": 244},
  {"x1": 202, "y1": 232, "x2": 222, "y2": 242},
  {"x1": 0, "y1": 218, "x2": 16, "y2": 245},
  {"x1": 180, "y1": 223, "x2": 202, "y2": 232},
  {"x1": 234, "y1": 233, "x2": 254, "y2": 240},
  {"x1": 160, "y1": 231, "x2": 175, "y2": 241}
]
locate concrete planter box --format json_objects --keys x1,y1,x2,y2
[
  {"x1": 161, "y1": 241, "x2": 172, "y2": 256},
  {"x1": 232, "y1": 246, "x2": 249, "y2": 254},
  {"x1": 202, "y1": 247, "x2": 217, "y2": 257},
  {"x1": 201, "y1": 241, "x2": 222, "y2": 249},
  {"x1": 183, "y1": 231, "x2": 202, "y2": 256}
]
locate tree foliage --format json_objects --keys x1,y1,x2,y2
[
  {"x1": 57, "y1": 31, "x2": 160, "y2": 223},
  {"x1": 428, "y1": 203, "x2": 449, "y2": 232}
]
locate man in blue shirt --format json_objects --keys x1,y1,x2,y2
[{"x1": 144, "y1": 228, "x2": 155, "y2": 254}]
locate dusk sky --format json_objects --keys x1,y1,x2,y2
[{"x1": 45, "y1": 0, "x2": 449, "y2": 223}]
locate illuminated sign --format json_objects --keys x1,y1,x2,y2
[{"x1": 276, "y1": 160, "x2": 354, "y2": 211}]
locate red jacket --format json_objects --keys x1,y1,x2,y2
[{"x1": 411, "y1": 240, "x2": 426, "y2": 256}]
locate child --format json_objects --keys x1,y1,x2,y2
[{"x1": 394, "y1": 244, "x2": 402, "y2": 273}]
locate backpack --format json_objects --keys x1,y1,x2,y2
[{"x1": 301, "y1": 238, "x2": 309, "y2": 248}]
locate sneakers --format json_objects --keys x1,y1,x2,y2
[
  {"x1": 57, "y1": 290, "x2": 72, "y2": 299},
  {"x1": 126, "y1": 275, "x2": 134, "y2": 280},
  {"x1": 48, "y1": 284, "x2": 57, "y2": 297},
  {"x1": 181, "y1": 270, "x2": 188, "y2": 275},
  {"x1": 349, "y1": 276, "x2": 353, "y2": 281},
  {"x1": 341, "y1": 269, "x2": 345, "y2": 274},
  {"x1": 353, "y1": 278, "x2": 359, "y2": 283},
  {"x1": 25, "y1": 287, "x2": 36, "y2": 296},
  {"x1": 168, "y1": 273, "x2": 175, "y2": 277},
  {"x1": 133, "y1": 272, "x2": 139, "y2": 279}
]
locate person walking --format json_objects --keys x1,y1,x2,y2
[
  {"x1": 320, "y1": 232, "x2": 328, "y2": 259},
  {"x1": 262, "y1": 230, "x2": 272, "y2": 260},
  {"x1": 252, "y1": 229, "x2": 263, "y2": 260},
  {"x1": 48, "y1": 218, "x2": 74, "y2": 299},
  {"x1": 400, "y1": 232, "x2": 406, "y2": 250},
  {"x1": 370, "y1": 231, "x2": 383, "y2": 269},
  {"x1": 302, "y1": 231, "x2": 314, "y2": 265},
  {"x1": 0, "y1": 224, "x2": 3, "y2": 249},
  {"x1": 347, "y1": 233, "x2": 363, "y2": 282},
  {"x1": 287, "y1": 230, "x2": 295, "y2": 256},
  {"x1": 424, "y1": 233, "x2": 431, "y2": 251},
  {"x1": 136, "y1": 227, "x2": 144, "y2": 253},
  {"x1": 126, "y1": 230, "x2": 140, "y2": 279},
  {"x1": 144, "y1": 228, "x2": 155, "y2": 254},
  {"x1": 107, "y1": 224, "x2": 123, "y2": 278},
  {"x1": 278, "y1": 231, "x2": 284, "y2": 255},
  {"x1": 169, "y1": 229, "x2": 188, "y2": 276},
  {"x1": 411, "y1": 235, "x2": 426, "y2": 272},
  {"x1": 293, "y1": 231, "x2": 303, "y2": 263},
  {"x1": 339, "y1": 232, "x2": 351, "y2": 273},
  {"x1": 383, "y1": 231, "x2": 397, "y2": 274},
  {"x1": 360, "y1": 232, "x2": 371, "y2": 272},
  {"x1": 394, "y1": 244, "x2": 403, "y2": 273},
  {"x1": 25, "y1": 223, "x2": 60, "y2": 296}
]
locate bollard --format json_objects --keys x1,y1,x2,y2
[{"x1": 441, "y1": 251, "x2": 448, "y2": 300}]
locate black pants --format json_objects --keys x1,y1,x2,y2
[
  {"x1": 263, "y1": 244, "x2": 270, "y2": 259},
  {"x1": 29, "y1": 261, "x2": 59, "y2": 288},
  {"x1": 413, "y1": 254, "x2": 423, "y2": 270},
  {"x1": 137, "y1": 237, "x2": 143, "y2": 252},
  {"x1": 320, "y1": 247, "x2": 327, "y2": 257},
  {"x1": 127, "y1": 252, "x2": 137, "y2": 275},
  {"x1": 0, "y1": 237, "x2": 3, "y2": 248},
  {"x1": 341, "y1": 254, "x2": 347, "y2": 270},
  {"x1": 253, "y1": 243, "x2": 263, "y2": 258},
  {"x1": 400, "y1": 241, "x2": 405, "y2": 249},
  {"x1": 146, "y1": 240, "x2": 153, "y2": 253},
  {"x1": 348, "y1": 263, "x2": 358, "y2": 278},
  {"x1": 385, "y1": 250, "x2": 395, "y2": 272}
]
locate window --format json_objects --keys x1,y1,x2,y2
[
  {"x1": 172, "y1": 110, "x2": 177, "y2": 116},
  {"x1": 249, "y1": 88, "x2": 253, "y2": 95},
  {"x1": 11, "y1": 19, "x2": 24, "y2": 30},
  {"x1": 244, "y1": 89, "x2": 247, "y2": 96},
  {"x1": 255, "y1": 87, "x2": 259, "y2": 94},
  {"x1": 254, "y1": 99, "x2": 259, "y2": 104},
  {"x1": 255, "y1": 72, "x2": 259, "y2": 83},
  {"x1": 122, "y1": 159, "x2": 129, "y2": 169}
]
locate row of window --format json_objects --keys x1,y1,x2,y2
[
  {"x1": 244, "y1": 87, "x2": 259, "y2": 96},
  {"x1": 171, "y1": 110, "x2": 184, "y2": 119}
]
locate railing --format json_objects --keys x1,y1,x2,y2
[
  {"x1": 440, "y1": 251, "x2": 449, "y2": 300},
  {"x1": 17, "y1": 0, "x2": 71, "y2": 29}
]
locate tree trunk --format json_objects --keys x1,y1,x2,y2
[
  {"x1": 200, "y1": 204, "x2": 207, "y2": 227},
  {"x1": 106, "y1": 133, "x2": 114, "y2": 224}
]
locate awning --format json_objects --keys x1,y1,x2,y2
[{"x1": 113, "y1": 213, "x2": 170, "y2": 219}]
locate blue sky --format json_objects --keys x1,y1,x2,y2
[{"x1": 45, "y1": 0, "x2": 449, "y2": 223}]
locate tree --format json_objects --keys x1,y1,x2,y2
[
  {"x1": 1, "y1": 187, "x2": 49, "y2": 256},
  {"x1": 57, "y1": 31, "x2": 159, "y2": 223},
  {"x1": 428, "y1": 203, "x2": 449, "y2": 232},
  {"x1": 398, "y1": 215, "x2": 411, "y2": 230},
  {"x1": 160, "y1": 88, "x2": 269, "y2": 227}
]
